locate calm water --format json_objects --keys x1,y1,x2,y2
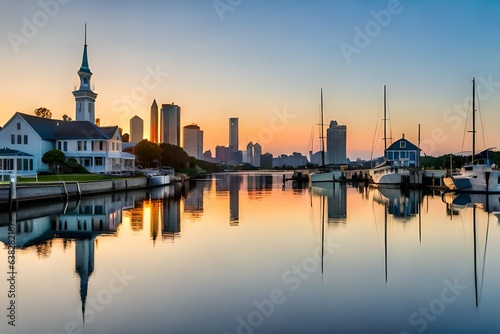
[{"x1": 2, "y1": 172, "x2": 500, "y2": 334}]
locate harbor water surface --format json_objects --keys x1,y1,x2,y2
[{"x1": 2, "y1": 172, "x2": 500, "y2": 334}]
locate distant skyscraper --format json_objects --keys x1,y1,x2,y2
[
  {"x1": 326, "y1": 120, "x2": 347, "y2": 165},
  {"x1": 229, "y1": 118, "x2": 238, "y2": 152},
  {"x1": 183, "y1": 124, "x2": 203, "y2": 159},
  {"x1": 160, "y1": 103, "x2": 181, "y2": 145},
  {"x1": 261, "y1": 152, "x2": 273, "y2": 169},
  {"x1": 246, "y1": 142, "x2": 254, "y2": 165},
  {"x1": 253, "y1": 143, "x2": 262, "y2": 167},
  {"x1": 216, "y1": 145, "x2": 230, "y2": 162},
  {"x1": 130, "y1": 115, "x2": 144, "y2": 143},
  {"x1": 150, "y1": 100, "x2": 158, "y2": 143}
]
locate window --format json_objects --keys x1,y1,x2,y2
[
  {"x1": 11, "y1": 134, "x2": 15, "y2": 145},
  {"x1": 17, "y1": 159, "x2": 22, "y2": 171},
  {"x1": 387, "y1": 151, "x2": 393, "y2": 160},
  {"x1": 83, "y1": 77, "x2": 88, "y2": 85},
  {"x1": 78, "y1": 141, "x2": 82, "y2": 151},
  {"x1": 394, "y1": 151, "x2": 400, "y2": 160},
  {"x1": 400, "y1": 141, "x2": 406, "y2": 149},
  {"x1": 95, "y1": 157, "x2": 103, "y2": 166},
  {"x1": 63, "y1": 142, "x2": 68, "y2": 151},
  {"x1": 410, "y1": 152, "x2": 416, "y2": 163},
  {"x1": 58, "y1": 142, "x2": 61, "y2": 150},
  {"x1": 84, "y1": 141, "x2": 87, "y2": 151},
  {"x1": 16, "y1": 123, "x2": 21, "y2": 130},
  {"x1": 99, "y1": 141, "x2": 103, "y2": 151},
  {"x1": 29, "y1": 160, "x2": 33, "y2": 170},
  {"x1": 24, "y1": 135, "x2": 28, "y2": 145},
  {"x1": 17, "y1": 135, "x2": 22, "y2": 144}
]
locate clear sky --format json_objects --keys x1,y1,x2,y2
[{"x1": 1, "y1": 0, "x2": 500, "y2": 160}]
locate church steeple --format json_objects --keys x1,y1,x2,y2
[
  {"x1": 73, "y1": 23, "x2": 97, "y2": 123},
  {"x1": 79, "y1": 24, "x2": 91, "y2": 74}
]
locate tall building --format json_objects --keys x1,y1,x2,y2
[
  {"x1": 183, "y1": 124, "x2": 203, "y2": 159},
  {"x1": 326, "y1": 120, "x2": 347, "y2": 165},
  {"x1": 253, "y1": 143, "x2": 262, "y2": 167},
  {"x1": 229, "y1": 117, "x2": 238, "y2": 152},
  {"x1": 130, "y1": 115, "x2": 144, "y2": 143},
  {"x1": 246, "y1": 142, "x2": 254, "y2": 165},
  {"x1": 72, "y1": 25, "x2": 97, "y2": 124},
  {"x1": 150, "y1": 100, "x2": 158, "y2": 143},
  {"x1": 215, "y1": 145, "x2": 230, "y2": 162},
  {"x1": 160, "y1": 103, "x2": 181, "y2": 145}
]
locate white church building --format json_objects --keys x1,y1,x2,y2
[{"x1": 0, "y1": 28, "x2": 135, "y2": 176}]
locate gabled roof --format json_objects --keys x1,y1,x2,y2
[
  {"x1": 387, "y1": 137, "x2": 419, "y2": 151},
  {"x1": 10, "y1": 112, "x2": 116, "y2": 140},
  {"x1": 100, "y1": 126, "x2": 120, "y2": 140},
  {"x1": 54, "y1": 121, "x2": 109, "y2": 139},
  {"x1": 16, "y1": 112, "x2": 62, "y2": 140}
]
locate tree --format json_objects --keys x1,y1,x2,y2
[
  {"x1": 62, "y1": 114, "x2": 72, "y2": 122},
  {"x1": 159, "y1": 143, "x2": 189, "y2": 170},
  {"x1": 42, "y1": 150, "x2": 65, "y2": 165},
  {"x1": 34, "y1": 107, "x2": 52, "y2": 118},
  {"x1": 122, "y1": 133, "x2": 130, "y2": 142},
  {"x1": 134, "y1": 139, "x2": 162, "y2": 168}
]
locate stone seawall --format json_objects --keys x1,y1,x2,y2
[{"x1": 0, "y1": 177, "x2": 152, "y2": 205}]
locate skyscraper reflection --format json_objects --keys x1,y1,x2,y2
[{"x1": 229, "y1": 175, "x2": 240, "y2": 226}]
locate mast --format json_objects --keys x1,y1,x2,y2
[
  {"x1": 320, "y1": 88, "x2": 326, "y2": 168},
  {"x1": 383, "y1": 85, "x2": 387, "y2": 153},
  {"x1": 472, "y1": 78, "x2": 476, "y2": 164}
]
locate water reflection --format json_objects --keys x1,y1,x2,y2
[{"x1": 3, "y1": 177, "x2": 500, "y2": 333}]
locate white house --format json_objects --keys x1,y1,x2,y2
[{"x1": 0, "y1": 27, "x2": 134, "y2": 176}]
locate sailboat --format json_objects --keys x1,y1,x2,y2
[
  {"x1": 310, "y1": 89, "x2": 344, "y2": 183},
  {"x1": 368, "y1": 85, "x2": 411, "y2": 186},
  {"x1": 443, "y1": 78, "x2": 500, "y2": 192}
]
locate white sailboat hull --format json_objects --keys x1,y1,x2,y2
[
  {"x1": 369, "y1": 166, "x2": 410, "y2": 186},
  {"x1": 444, "y1": 167, "x2": 500, "y2": 192}
]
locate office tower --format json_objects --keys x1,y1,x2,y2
[
  {"x1": 229, "y1": 117, "x2": 238, "y2": 152},
  {"x1": 246, "y1": 142, "x2": 254, "y2": 165},
  {"x1": 183, "y1": 124, "x2": 203, "y2": 159},
  {"x1": 253, "y1": 143, "x2": 262, "y2": 167},
  {"x1": 260, "y1": 152, "x2": 273, "y2": 169},
  {"x1": 150, "y1": 100, "x2": 158, "y2": 143},
  {"x1": 215, "y1": 145, "x2": 230, "y2": 162},
  {"x1": 130, "y1": 115, "x2": 144, "y2": 143},
  {"x1": 160, "y1": 103, "x2": 180, "y2": 145},
  {"x1": 326, "y1": 120, "x2": 347, "y2": 165}
]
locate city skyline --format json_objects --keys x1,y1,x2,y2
[{"x1": 2, "y1": 1, "x2": 500, "y2": 159}]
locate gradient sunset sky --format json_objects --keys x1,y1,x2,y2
[{"x1": 1, "y1": 0, "x2": 500, "y2": 159}]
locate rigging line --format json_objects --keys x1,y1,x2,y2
[
  {"x1": 370, "y1": 103, "x2": 383, "y2": 162},
  {"x1": 479, "y1": 210, "x2": 490, "y2": 304},
  {"x1": 461, "y1": 91, "x2": 473, "y2": 154},
  {"x1": 371, "y1": 192, "x2": 385, "y2": 269},
  {"x1": 476, "y1": 92, "x2": 487, "y2": 151},
  {"x1": 459, "y1": 207, "x2": 472, "y2": 264}
]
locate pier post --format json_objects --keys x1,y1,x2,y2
[{"x1": 9, "y1": 173, "x2": 17, "y2": 213}]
